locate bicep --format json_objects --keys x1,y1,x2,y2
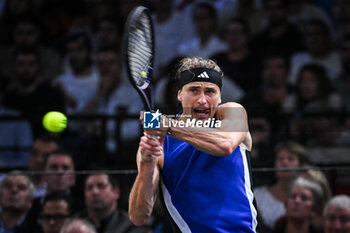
[{"x1": 218, "y1": 103, "x2": 249, "y2": 147}]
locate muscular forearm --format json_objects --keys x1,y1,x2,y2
[
  {"x1": 129, "y1": 159, "x2": 159, "y2": 226},
  {"x1": 170, "y1": 123, "x2": 245, "y2": 156},
  {"x1": 168, "y1": 103, "x2": 249, "y2": 156}
]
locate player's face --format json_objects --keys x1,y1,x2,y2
[
  {"x1": 178, "y1": 82, "x2": 221, "y2": 120},
  {"x1": 324, "y1": 206, "x2": 350, "y2": 233}
]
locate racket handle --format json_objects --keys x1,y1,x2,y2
[{"x1": 151, "y1": 135, "x2": 160, "y2": 158}]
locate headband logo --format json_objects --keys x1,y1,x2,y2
[{"x1": 197, "y1": 71, "x2": 209, "y2": 78}]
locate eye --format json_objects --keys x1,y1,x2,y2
[{"x1": 189, "y1": 88, "x2": 199, "y2": 94}]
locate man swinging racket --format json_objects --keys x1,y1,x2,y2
[{"x1": 129, "y1": 57, "x2": 257, "y2": 233}]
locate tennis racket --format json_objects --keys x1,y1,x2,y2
[
  {"x1": 123, "y1": 6, "x2": 154, "y2": 111},
  {"x1": 123, "y1": 6, "x2": 161, "y2": 157}
]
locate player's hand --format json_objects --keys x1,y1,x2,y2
[{"x1": 139, "y1": 134, "x2": 164, "y2": 162}]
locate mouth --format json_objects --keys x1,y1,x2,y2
[{"x1": 193, "y1": 108, "x2": 210, "y2": 119}]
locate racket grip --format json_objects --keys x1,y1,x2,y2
[{"x1": 151, "y1": 135, "x2": 160, "y2": 158}]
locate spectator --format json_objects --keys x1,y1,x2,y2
[
  {"x1": 177, "y1": 2, "x2": 227, "y2": 59},
  {"x1": 43, "y1": 149, "x2": 76, "y2": 195},
  {"x1": 248, "y1": 117, "x2": 275, "y2": 187},
  {"x1": 333, "y1": 33, "x2": 350, "y2": 110},
  {"x1": 323, "y1": 195, "x2": 350, "y2": 233},
  {"x1": 0, "y1": 79, "x2": 33, "y2": 169},
  {"x1": 284, "y1": 64, "x2": 342, "y2": 113},
  {"x1": 38, "y1": 0, "x2": 86, "y2": 47},
  {"x1": 254, "y1": 141, "x2": 309, "y2": 232},
  {"x1": 84, "y1": 173, "x2": 146, "y2": 233},
  {"x1": 0, "y1": 0, "x2": 42, "y2": 44},
  {"x1": 289, "y1": 19, "x2": 342, "y2": 84},
  {"x1": 250, "y1": 0, "x2": 305, "y2": 59},
  {"x1": 2, "y1": 48, "x2": 65, "y2": 137},
  {"x1": 152, "y1": 0, "x2": 195, "y2": 78},
  {"x1": 0, "y1": 15, "x2": 62, "y2": 81},
  {"x1": 27, "y1": 149, "x2": 77, "y2": 228},
  {"x1": 56, "y1": 30, "x2": 99, "y2": 115},
  {"x1": 60, "y1": 218, "x2": 97, "y2": 233},
  {"x1": 332, "y1": 0, "x2": 350, "y2": 41},
  {"x1": 83, "y1": 47, "x2": 142, "y2": 155},
  {"x1": 28, "y1": 135, "x2": 59, "y2": 198},
  {"x1": 0, "y1": 172, "x2": 41, "y2": 233},
  {"x1": 211, "y1": 17, "x2": 262, "y2": 92},
  {"x1": 41, "y1": 191, "x2": 73, "y2": 233},
  {"x1": 283, "y1": 64, "x2": 343, "y2": 143},
  {"x1": 301, "y1": 166, "x2": 332, "y2": 229},
  {"x1": 95, "y1": 17, "x2": 123, "y2": 51},
  {"x1": 272, "y1": 177, "x2": 324, "y2": 233},
  {"x1": 241, "y1": 52, "x2": 291, "y2": 130},
  {"x1": 287, "y1": 0, "x2": 332, "y2": 32},
  {"x1": 220, "y1": 0, "x2": 265, "y2": 36}
]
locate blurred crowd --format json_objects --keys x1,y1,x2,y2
[{"x1": 0, "y1": 0, "x2": 350, "y2": 232}]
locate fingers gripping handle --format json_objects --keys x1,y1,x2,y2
[{"x1": 151, "y1": 135, "x2": 159, "y2": 158}]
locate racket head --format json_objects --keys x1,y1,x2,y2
[{"x1": 123, "y1": 6, "x2": 154, "y2": 110}]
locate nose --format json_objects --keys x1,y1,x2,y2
[
  {"x1": 333, "y1": 218, "x2": 342, "y2": 229},
  {"x1": 10, "y1": 184, "x2": 19, "y2": 193},
  {"x1": 91, "y1": 185, "x2": 100, "y2": 195},
  {"x1": 292, "y1": 195, "x2": 301, "y2": 204},
  {"x1": 197, "y1": 93, "x2": 207, "y2": 105},
  {"x1": 49, "y1": 219, "x2": 56, "y2": 225}
]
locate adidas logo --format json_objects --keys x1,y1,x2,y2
[{"x1": 197, "y1": 71, "x2": 209, "y2": 78}]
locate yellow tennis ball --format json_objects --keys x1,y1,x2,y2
[
  {"x1": 42, "y1": 111, "x2": 67, "y2": 133},
  {"x1": 141, "y1": 71, "x2": 147, "y2": 78}
]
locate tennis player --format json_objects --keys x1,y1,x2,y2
[{"x1": 129, "y1": 57, "x2": 257, "y2": 233}]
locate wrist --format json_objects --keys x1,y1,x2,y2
[{"x1": 141, "y1": 153, "x2": 156, "y2": 163}]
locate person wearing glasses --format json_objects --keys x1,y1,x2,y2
[{"x1": 41, "y1": 191, "x2": 73, "y2": 233}]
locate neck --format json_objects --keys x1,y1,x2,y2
[
  {"x1": 74, "y1": 67, "x2": 92, "y2": 77},
  {"x1": 17, "y1": 78, "x2": 40, "y2": 94},
  {"x1": 199, "y1": 34, "x2": 212, "y2": 47},
  {"x1": 276, "y1": 178, "x2": 290, "y2": 190},
  {"x1": 286, "y1": 218, "x2": 310, "y2": 233},
  {"x1": 270, "y1": 179, "x2": 290, "y2": 202},
  {"x1": 228, "y1": 49, "x2": 247, "y2": 61},
  {"x1": 269, "y1": 23, "x2": 287, "y2": 38},
  {"x1": 0, "y1": 209, "x2": 26, "y2": 229},
  {"x1": 89, "y1": 205, "x2": 115, "y2": 228},
  {"x1": 310, "y1": 49, "x2": 329, "y2": 59}
]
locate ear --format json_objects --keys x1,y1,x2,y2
[
  {"x1": 177, "y1": 89, "x2": 182, "y2": 102},
  {"x1": 113, "y1": 187, "x2": 120, "y2": 201},
  {"x1": 70, "y1": 175, "x2": 76, "y2": 187}
]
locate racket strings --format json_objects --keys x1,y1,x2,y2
[{"x1": 127, "y1": 13, "x2": 153, "y2": 88}]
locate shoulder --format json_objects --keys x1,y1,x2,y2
[
  {"x1": 220, "y1": 102, "x2": 243, "y2": 108},
  {"x1": 216, "y1": 102, "x2": 247, "y2": 119}
]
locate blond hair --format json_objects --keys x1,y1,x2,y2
[{"x1": 176, "y1": 57, "x2": 222, "y2": 77}]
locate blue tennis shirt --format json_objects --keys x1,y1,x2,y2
[{"x1": 161, "y1": 135, "x2": 257, "y2": 233}]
